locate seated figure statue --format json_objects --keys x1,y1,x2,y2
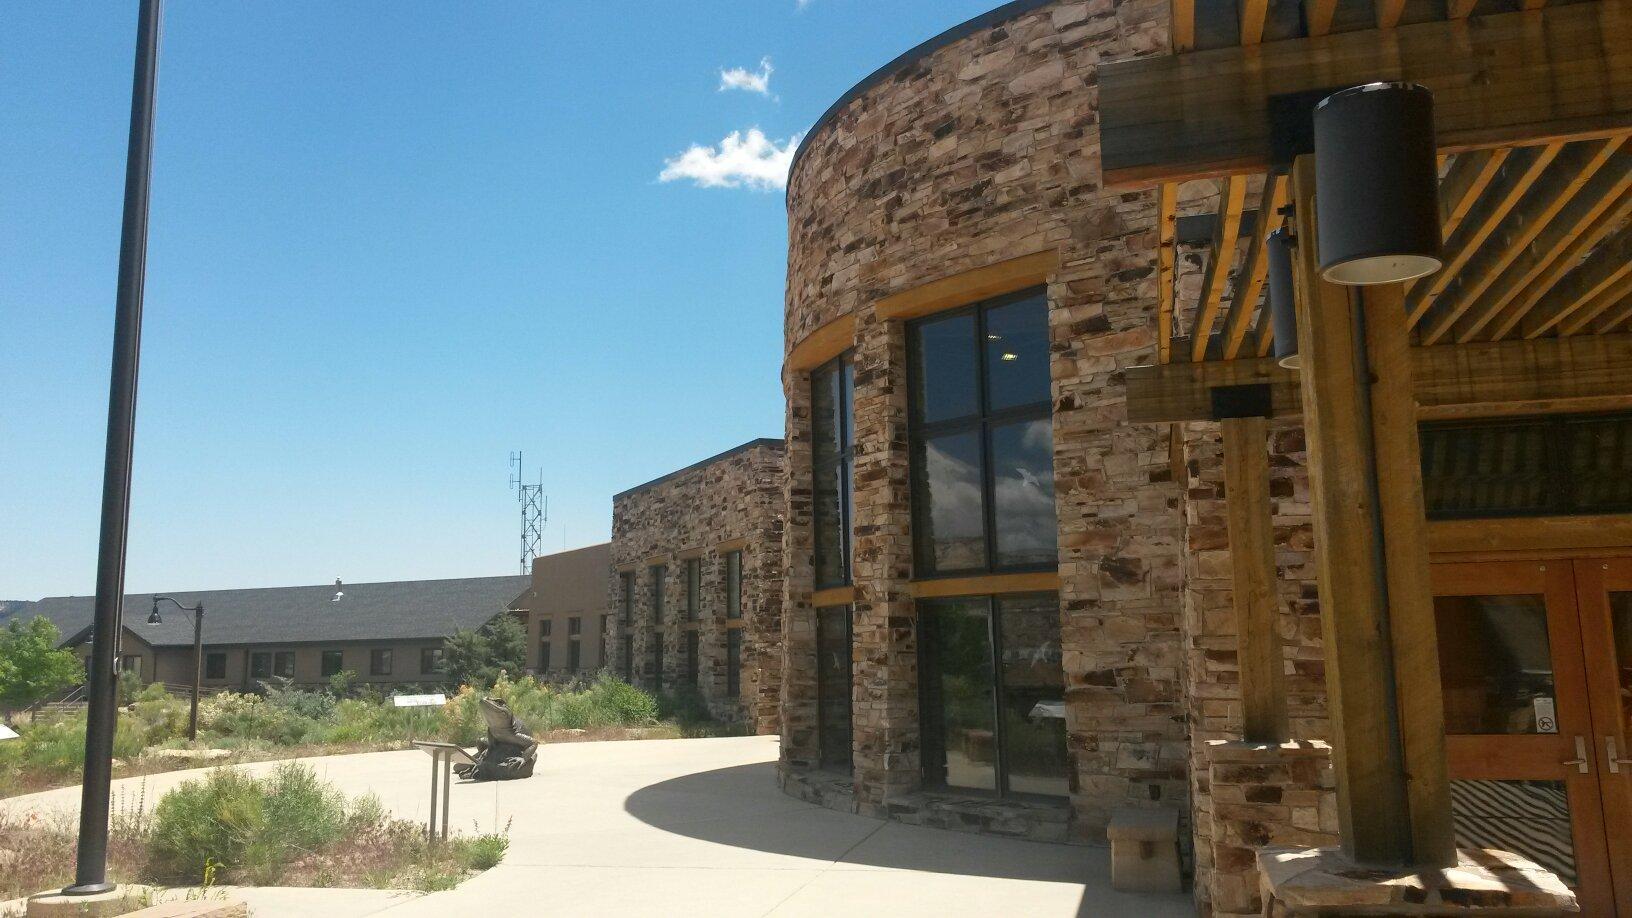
[{"x1": 453, "y1": 697, "x2": 538, "y2": 781}]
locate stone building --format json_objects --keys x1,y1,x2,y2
[
  {"x1": 610, "y1": 438, "x2": 786, "y2": 731},
  {"x1": 777, "y1": 0, "x2": 1630, "y2": 913},
  {"x1": 9, "y1": 575, "x2": 531, "y2": 693},
  {"x1": 526, "y1": 542, "x2": 613, "y2": 681}
]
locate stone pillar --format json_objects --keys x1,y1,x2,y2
[
  {"x1": 849, "y1": 310, "x2": 918, "y2": 813},
  {"x1": 780, "y1": 365, "x2": 820, "y2": 769},
  {"x1": 1206, "y1": 740, "x2": 1338, "y2": 916}
]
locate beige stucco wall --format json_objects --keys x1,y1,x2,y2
[{"x1": 528, "y1": 542, "x2": 613, "y2": 679}]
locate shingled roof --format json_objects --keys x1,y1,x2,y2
[{"x1": 2, "y1": 576, "x2": 530, "y2": 648}]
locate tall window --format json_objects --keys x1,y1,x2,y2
[
  {"x1": 908, "y1": 289, "x2": 1056, "y2": 576},
  {"x1": 918, "y1": 593, "x2": 1067, "y2": 798},
  {"x1": 651, "y1": 634, "x2": 664, "y2": 694},
  {"x1": 685, "y1": 558, "x2": 701, "y2": 621},
  {"x1": 321, "y1": 650, "x2": 344, "y2": 678},
  {"x1": 685, "y1": 631, "x2": 700, "y2": 686},
  {"x1": 813, "y1": 356, "x2": 855, "y2": 588},
  {"x1": 273, "y1": 651, "x2": 296, "y2": 679},
  {"x1": 817, "y1": 606, "x2": 853, "y2": 771},
  {"x1": 540, "y1": 638, "x2": 552, "y2": 671},
  {"x1": 599, "y1": 615, "x2": 610, "y2": 671},
  {"x1": 370, "y1": 648, "x2": 393, "y2": 676},
  {"x1": 724, "y1": 551, "x2": 742, "y2": 619},
  {"x1": 250, "y1": 652, "x2": 271, "y2": 679},
  {"x1": 622, "y1": 634, "x2": 634, "y2": 681},
  {"x1": 650, "y1": 565, "x2": 667, "y2": 624},
  {"x1": 204, "y1": 652, "x2": 227, "y2": 680},
  {"x1": 620, "y1": 572, "x2": 635, "y2": 625},
  {"x1": 726, "y1": 628, "x2": 742, "y2": 697},
  {"x1": 568, "y1": 617, "x2": 582, "y2": 671}
]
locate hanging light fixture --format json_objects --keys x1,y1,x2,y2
[
  {"x1": 1314, "y1": 82, "x2": 1443, "y2": 285},
  {"x1": 1265, "y1": 227, "x2": 1300, "y2": 370}
]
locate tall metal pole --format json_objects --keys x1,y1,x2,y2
[
  {"x1": 188, "y1": 604, "x2": 202, "y2": 741},
  {"x1": 66, "y1": 0, "x2": 163, "y2": 896}
]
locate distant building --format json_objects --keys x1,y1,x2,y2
[
  {"x1": 526, "y1": 542, "x2": 613, "y2": 681},
  {"x1": 611, "y1": 438, "x2": 785, "y2": 730},
  {"x1": 4, "y1": 576, "x2": 530, "y2": 693}
]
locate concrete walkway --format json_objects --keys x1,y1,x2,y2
[{"x1": 3, "y1": 736, "x2": 1194, "y2": 917}]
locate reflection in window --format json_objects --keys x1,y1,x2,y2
[
  {"x1": 908, "y1": 289, "x2": 1055, "y2": 577},
  {"x1": 685, "y1": 559, "x2": 701, "y2": 621},
  {"x1": 1451, "y1": 780, "x2": 1576, "y2": 886},
  {"x1": 1434, "y1": 594, "x2": 1555, "y2": 734},
  {"x1": 919, "y1": 593, "x2": 1066, "y2": 798},
  {"x1": 726, "y1": 628, "x2": 742, "y2": 697},
  {"x1": 817, "y1": 606, "x2": 853, "y2": 771},
  {"x1": 1421, "y1": 412, "x2": 1632, "y2": 518},
  {"x1": 813, "y1": 356, "x2": 855, "y2": 589}
]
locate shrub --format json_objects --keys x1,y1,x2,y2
[
  {"x1": 454, "y1": 833, "x2": 508, "y2": 871},
  {"x1": 129, "y1": 683, "x2": 190, "y2": 746},
  {"x1": 148, "y1": 768, "x2": 266, "y2": 880},
  {"x1": 265, "y1": 686, "x2": 336, "y2": 722},
  {"x1": 655, "y1": 684, "x2": 712, "y2": 725},
  {"x1": 260, "y1": 763, "x2": 347, "y2": 858}
]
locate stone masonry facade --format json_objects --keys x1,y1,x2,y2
[
  {"x1": 779, "y1": 1, "x2": 1342, "y2": 911},
  {"x1": 610, "y1": 439, "x2": 786, "y2": 731}
]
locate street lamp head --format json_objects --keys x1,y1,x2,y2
[{"x1": 147, "y1": 598, "x2": 162, "y2": 625}]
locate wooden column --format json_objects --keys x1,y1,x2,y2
[
  {"x1": 1221, "y1": 416, "x2": 1288, "y2": 742},
  {"x1": 1287, "y1": 155, "x2": 1455, "y2": 868}
]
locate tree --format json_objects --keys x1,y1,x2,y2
[
  {"x1": 443, "y1": 614, "x2": 529, "y2": 689},
  {"x1": 0, "y1": 616, "x2": 84, "y2": 712}
]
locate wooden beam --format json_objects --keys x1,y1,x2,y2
[
  {"x1": 1520, "y1": 225, "x2": 1632, "y2": 337},
  {"x1": 1126, "y1": 333, "x2": 1632, "y2": 423},
  {"x1": 1461, "y1": 165, "x2": 1632, "y2": 342},
  {"x1": 1240, "y1": 0, "x2": 1269, "y2": 46},
  {"x1": 1173, "y1": 0, "x2": 1196, "y2": 52},
  {"x1": 1191, "y1": 175, "x2": 1249, "y2": 361},
  {"x1": 874, "y1": 250, "x2": 1057, "y2": 322},
  {"x1": 1404, "y1": 143, "x2": 1563, "y2": 328},
  {"x1": 1420, "y1": 138, "x2": 1626, "y2": 344},
  {"x1": 1430, "y1": 515, "x2": 1632, "y2": 555},
  {"x1": 1221, "y1": 416, "x2": 1288, "y2": 743},
  {"x1": 1223, "y1": 174, "x2": 1287, "y2": 360},
  {"x1": 1447, "y1": 0, "x2": 1478, "y2": 18},
  {"x1": 1306, "y1": 0, "x2": 1339, "y2": 36},
  {"x1": 1375, "y1": 0, "x2": 1408, "y2": 29},
  {"x1": 1098, "y1": 2, "x2": 1632, "y2": 188},
  {"x1": 1589, "y1": 274, "x2": 1632, "y2": 332},
  {"x1": 1437, "y1": 149, "x2": 1510, "y2": 241},
  {"x1": 1157, "y1": 184, "x2": 1178, "y2": 365}
]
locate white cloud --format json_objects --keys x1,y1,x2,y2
[
  {"x1": 719, "y1": 58, "x2": 774, "y2": 96},
  {"x1": 659, "y1": 128, "x2": 803, "y2": 191}
]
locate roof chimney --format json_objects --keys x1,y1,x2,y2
[{"x1": 332, "y1": 578, "x2": 344, "y2": 602}]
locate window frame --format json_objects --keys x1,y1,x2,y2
[
  {"x1": 725, "y1": 627, "x2": 742, "y2": 697},
  {"x1": 724, "y1": 551, "x2": 743, "y2": 619},
  {"x1": 916, "y1": 591, "x2": 1066, "y2": 801},
  {"x1": 685, "y1": 558, "x2": 701, "y2": 621},
  {"x1": 539, "y1": 639, "x2": 552, "y2": 671},
  {"x1": 620, "y1": 572, "x2": 635, "y2": 626},
  {"x1": 369, "y1": 648, "x2": 393, "y2": 677},
  {"x1": 812, "y1": 353, "x2": 856, "y2": 590},
  {"x1": 650, "y1": 565, "x2": 667, "y2": 625},
  {"x1": 272, "y1": 650, "x2": 296, "y2": 679},
  {"x1": 1421, "y1": 411, "x2": 1632, "y2": 520},
  {"x1": 320, "y1": 649, "x2": 344, "y2": 678},
  {"x1": 250, "y1": 652, "x2": 271, "y2": 679},
  {"x1": 906, "y1": 288, "x2": 1055, "y2": 579},
  {"x1": 421, "y1": 647, "x2": 446, "y2": 675},
  {"x1": 204, "y1": 651, "x2": 227, "y2": 680},
  {"x1": 816, "y1": 605, "x2": 854, "y2": 772}
]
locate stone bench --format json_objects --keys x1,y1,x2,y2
[{"x1": 1107, "y1": 806, "x2": 1182, "y2": 893}]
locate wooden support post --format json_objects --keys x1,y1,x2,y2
[
  {"x1": 1221, "y1": 416, "x2": 1288, "y2": 743},
  {"x1": 1287, "y1": 156, "x2": 1455, "y2": 868}
]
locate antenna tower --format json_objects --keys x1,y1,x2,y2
[{"x1": 509, "y1": 451, "x2": 546, "y2": 575}]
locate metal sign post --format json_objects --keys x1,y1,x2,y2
[{"x1": 412, "y1": 741, "x2": 474, "y2": 843}]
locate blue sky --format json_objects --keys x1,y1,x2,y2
[{"x1": 0, "y1": 1, "x2": 1002, "y2": 599}]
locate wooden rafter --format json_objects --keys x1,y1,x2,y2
[
  {"x1": 1404, "y1": 143, "x2": 1564, "y2": 328},
  {"x1": 1240, "y1": 0, "x2": 1268, "y2": 45},
  {"x1": 1460, "y1": 166, "x2": 1632, "y2": 342},
  {"x1": 1172, "y1": 0, "x2": 1195, "y2": 52},
  {"x1": 1189, "y1": 175, "x2": 1248, "y2": 361},
  {"x1": 1222, "y1": 173, "x2": 1286, "y2": 360},
  {"x1": 1098, "y1": 3, "x2": 1632, "y2": 188},
  {"x1": 1589, "y1": 274, "x2": 1632, "y2": 333},
  {"x1": 1568, "y1": 271, "x2": 1632, "y2": 335},
  {"x1": 1420, "y1": 138, "x2": 1626, "y2": 344},
  {"x1": 1376, "y1": 0, "x2": 1408, "y2": 29},
  {"x1": 1306, "y1": 0, "x2": 1338, "y2": 36},
  {"x1": 1156, "y1": 183, "x2": 1178, "y2": 364},
  {"x1": 1437, "y1": 149, "x2": 1510, "y2": 241},
  {"x1": 1447, "y1": 0, "x2": 1478, "y2": 18},
  {"x1": 1520, "y1": 227, "x2": 1632, "y2": 337}
]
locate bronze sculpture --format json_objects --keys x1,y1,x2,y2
[{"x1": 453, "y1": 697, "x2": 538, "y2": 781}]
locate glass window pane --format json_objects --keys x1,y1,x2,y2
[
  {"x1": 726, "y1": 552, "x2": 742, "y2": 618},
  {"x1": 921, "y1": 598, "x2": 997, "y2": 792},
  {"x1": 1451, "y1": 780, "x2": 1576, "y2": 887},
  {"x1": 997, "y1": 595, "x2": 1068, "y2": 797},
  {"x1": 814, "y1": 459, "x2": 846, "y2": 588},
  {"x1": 1421, "y1": 422, "x2": 1555, "y2": 517},
  {"x1": 817, "y1": 606, "x2": 852, "y2": 771},
  {"x1": 840, "y1": 361, "x2": 854, "y2": 450},
  {"x1": 983, "y1": 292, "x2": 1050, "y2": 412},
  {"x1": 913, "y1": 430, "x2": 987, "y2": 574},
  {"x1": 1611, "y1": 591, "x2": 1632, "y2": 735},
  {"x1": 910, "y1": 312, "x2": 979, "y2": 425},
  {"x1": 1564, "y1": 416, "x2": 1632, "y2": 511},
  {"x1": 990, "y1": 417, "x2": 1056, "y2": 568},
  {"x1": 1434, "y1": 594, "x2": 1556, "y2": 734},
  {"x1": 726, "y1": 628, "x2": 742, "y2": 697},
  {"x1": 813, "y1": 361, "x2": 843, "y2": 468}
]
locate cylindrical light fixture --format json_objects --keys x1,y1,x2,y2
[
  {"x1": 1314, "y1": 82, "x2": 1442, "y2": 285},
  {"x1": 1265, "y1": 227, "x2": 1300, "y2": 370}
]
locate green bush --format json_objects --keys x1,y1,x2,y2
[
  {"x1": 148, "y1": 768, "x2": 266, "y2": 881},
  {"x1": 454, "y1": 833, "x2": 508, "y2": 871},
  {"x1": 265, "y1": 686, "x2": 336, "y2": 722}
]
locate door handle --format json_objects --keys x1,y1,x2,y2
[
  {"x1": 1607, "y1": 736, "x2": 1632, "y2": 775},
  {"x1": 1562, "y1": 735, "x2": 1591, "y2": 774}
]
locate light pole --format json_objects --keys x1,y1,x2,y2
[
  {"x1": 148, "y1": 598, "x2": 203, "y2": 741},
  {"x1": 65, "y1": 0, "x2": 163, "y2": 897}
]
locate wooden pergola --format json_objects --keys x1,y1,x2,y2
[{"x1": 1097, "y1": 0, "x2": 1631, "y2": 888}]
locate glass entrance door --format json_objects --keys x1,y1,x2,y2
[{"x1": 1432, "y1": 560, "x2": 1619, "y2": 915}]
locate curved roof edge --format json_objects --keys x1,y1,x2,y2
[{"x1": 787, "y1": 0, "x2": 1055, "y2": 196}]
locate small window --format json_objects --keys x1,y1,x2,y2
[
  {"x1": 568, "y1": 616, "x2": 581, "y2": 635},
  {"x1": 250, "y1": 652, "x2": 271, "y2": 679},
  {"x1": 1421, "y1": 413, "x2": 1632, "y2": 519},
  {"x1": 685, "y1": 558, "x2": 701, "y2": 621},
  {"x1": 370, "y1": 648, "x2": 393, "y2": 676},
  {"x1": 620, "y1": 572, "x2": 635, "y2": 625},
  {"x1": 650, "y1": 566, "x2": 667, "y2": 623},
  {"x1": 685, "y1": 631, "x2": 699, "y2": 686},
  {"x1": 204, "y1": 652, "x2": 227, "y2": 680},
  {"x1": 320, "y1": 650, "x2": 344, "y2": 678},
  {"x1": 726, "y1": 628, "x2": 742, "y2": 697},
  {"x1": 119, "y1": 654, "x2": 142, "y2": 676},
  {"x1": 725, "y1": 551, "x2": 742, "y2": 619},
  {"x1": 421, "y1": 647, "x2": 445, "y2": 675},
  {"x1": 539, "y1": 640, "x2": 552, "y2": 671},
  {"x1": 540, "y1": 619, "x2": 552, "y2": 637},
  {"x1": 273, "y1": 651, "x2": 296, "y2": 679}
]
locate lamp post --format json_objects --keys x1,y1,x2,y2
[
  {"x1": 65, "y1": 0, "x2": 163, "y2": 898},
  {"x1": 148, "y1": 598, "x2": 203, "y2": 741}
]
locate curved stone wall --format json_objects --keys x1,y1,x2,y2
[{"x1": 779, "y1": 0, "x2": 1180, "y2": 844}]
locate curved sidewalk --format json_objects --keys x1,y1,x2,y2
[{"x1": 3, "y1": 736, "x2": 1193, "y2": 917}]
